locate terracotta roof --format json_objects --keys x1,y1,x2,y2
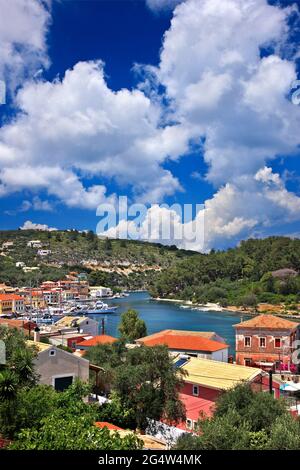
[
  {"x1": 31, "y1": 291, "x2": 45, "y2": 297},
  {"x1": 77, "y1": 334, "x2": 117, "y2": 347},
  {"x1": 136, "y1": 329, "x2": 228, "y2": 352},
  {"x1": 95, "y1": 422, "x2": 123, "y2": 431},
  {"x1": 0, "y1": 294, "x2": 23, "y2": 301},
  {"x1": 234, "y1": 314, "x2": 299, "y2": 330}
]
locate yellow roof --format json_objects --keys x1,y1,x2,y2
[
  {"x1": 26, "y1": 340, "x2": 51, "y2": 353},
  {"x1": 181, "y1": 358, "x2": 262, "y2": 390},
  {"x1": 55, "y1": 316, "x2": 83, "y2": 327}
]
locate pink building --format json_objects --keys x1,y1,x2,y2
[{"x1": 234, "y1": 315, "x2": 299, "y2": 372}]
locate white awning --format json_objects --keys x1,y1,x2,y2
[{"x1": 280, "y1": 383, "x2": 300, "y2": 392}]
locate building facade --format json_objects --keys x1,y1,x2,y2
[
  {"x1": 28, "y1": 341, "x2": 89, "y2": 391},
  {"x1": 235, "y1": 315, "x2": 299, "y2": 372},
  {"x1": 175, "y1": 357, "x2": 263, "y2": 432},
  {"x1": 0, "y1": 294, "x2": 25, "y2": 315},
  {"x1": 55, "y1": 316, "x2": 99, "y2": 336}
]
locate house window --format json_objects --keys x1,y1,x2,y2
[
  {"x1": 259, "y1": 337, "x2": 266, "y2": 348},
  {"x1": 275, "y1": 338, "x2": 281, "y2": 348},
  {"x1": 186, "y1": 419, "x2": 193, "y2": 430},
  {"x1": 192, "y1": 385, "x2": 199, "y2": 396},
  {"x1": 244, "y1": 358, "x2": 251, "y2": 367},
  {"x1": 49, "y1": 349, "x2": 56, "y2": 357},
  {"x1": 244, "y1": 336, "x2": 251, "y2": 347}
]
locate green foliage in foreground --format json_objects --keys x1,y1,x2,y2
[
  {"x1": 2, "y1": 380, "x2": 142, "y2": 450},
  {"x1": 174, "y1": 384, "x2": 300, "y2": 450},
  {"x1": 86, "y1": 342, "x2": 186, "y2": 432},
  {"x1": 10, "y1": 414, "x2": 142, "y2": 450},
  {"x1": 0, "y1": 326, "x2": 142, "y2": 449}
]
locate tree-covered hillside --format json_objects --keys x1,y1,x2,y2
[
  {"x1": 0, "y1": 229, "x2": 195, "y2": 288},
  {"x1": 149, "y1": 237, "x2": 300, "y2": 309},
  {"x1": 1, "y1": 231, "x2": 299, "y2": 307}
]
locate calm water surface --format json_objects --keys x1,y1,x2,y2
[{"x1": 88, "y1": 291, "x2": 250, "y2": 355}]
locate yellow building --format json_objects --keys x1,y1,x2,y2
[{"x1": 0, "y1": 294, "x2": 14, "y2": 315}]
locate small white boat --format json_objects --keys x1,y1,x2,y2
[
  {"x1": 83, "y1": 301, "x2": 118, "y2": 314},
  {"x1": 193, "y1": 303, "x2": 223, "y2": 312}
]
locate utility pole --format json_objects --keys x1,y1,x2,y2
[{"x1": 269, "y1": 369, "x2": 273, "y2": 395}]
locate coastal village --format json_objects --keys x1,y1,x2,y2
[{"x1": 1, "y1": 263, "x2": 300, "y2": 449}]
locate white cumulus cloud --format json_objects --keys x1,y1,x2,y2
[
  {"x1": 102, "y1": 167, "x2": 300, "y2": 251},
  {"x1": 20, "y1": 220, "x2": 57, "y2": 231},
  {"x1": 146, "y1": 0, "x2": 184, "y2": 12},
  {"x1": 0, "y1": 0, "x2": 51, "y2": 92},
  {"x1": 1, "y1": 0, "x2": 300, "y2": 251}
]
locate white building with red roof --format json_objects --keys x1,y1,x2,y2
[{"x1": 136, "y1": 329, "x2": 229, "y2": 362}]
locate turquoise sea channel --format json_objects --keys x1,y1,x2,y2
[{"x1": 88, "y1": 291, "x2": 250, "y2": 355}]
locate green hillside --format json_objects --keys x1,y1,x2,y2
[
  {"x1": 1, "y1": 232, "x2": 299, "y2": 308},
  {"x1": 149, "y1": 237, "x2": 300, "y2": 310},
  {"x1": 0, "y1": 229, "x2": 196, "y2": 289}
]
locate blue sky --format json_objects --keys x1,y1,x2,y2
[{"x1": 0, "y1": 0, "x2": 299, "y2": 251}]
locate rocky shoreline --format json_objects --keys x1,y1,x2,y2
[{"x1": 153, "y1": 297, "x2": 300, "y2": 320}]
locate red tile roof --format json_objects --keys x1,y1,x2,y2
[
  {"x1": 0, "y1": 294, "x2": 23, "y2": 301},
  {"x1": 95, "y1": 422, "x2": 124, "y2": 431},
  {"x1": 137, "y1": 330, "x2": 228, "y2": 352},
  {"x1": 77, "y1": 334, "x2": 117, "y2": 347},
  {"x1": 234, "y1": 314, "x2": 299, "y2": 330},
  {"x1": 31, "y1": 291, "x2": 44, "y2": 297}
]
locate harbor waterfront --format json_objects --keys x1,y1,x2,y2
[{"x1": 89, "y1": 291, "x2": 250, "y2": 355}]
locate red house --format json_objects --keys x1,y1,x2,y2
[
  {"x1": 234, "y1": 315, "x2": 299, "y2": 372},
  {"x1": 172, "y1": 357, "x2": 263, "y2": 432}
]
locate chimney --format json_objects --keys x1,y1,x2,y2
[{"x1": 33, "y1": 326, "x2": 40, "y2": 343}]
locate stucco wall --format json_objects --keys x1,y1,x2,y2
[
  {"x1": 235, "y1": 327, "x2": 296, "y2": 366},
  {"x1": 35, "y1": 346, "x2": 89, "y2": 387},
  {"x1": 181, "y1": 382, "x2": 221, "y2": 401},
  {"x1": 211, "y1": 348, "x2": 228, "y2": 362},
  {"x1": 78, "y1": 318, "x2": 99, "y2": 336},
  {"x1": 170, "y1": 348, "x2": 228, "y2": 361}
]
